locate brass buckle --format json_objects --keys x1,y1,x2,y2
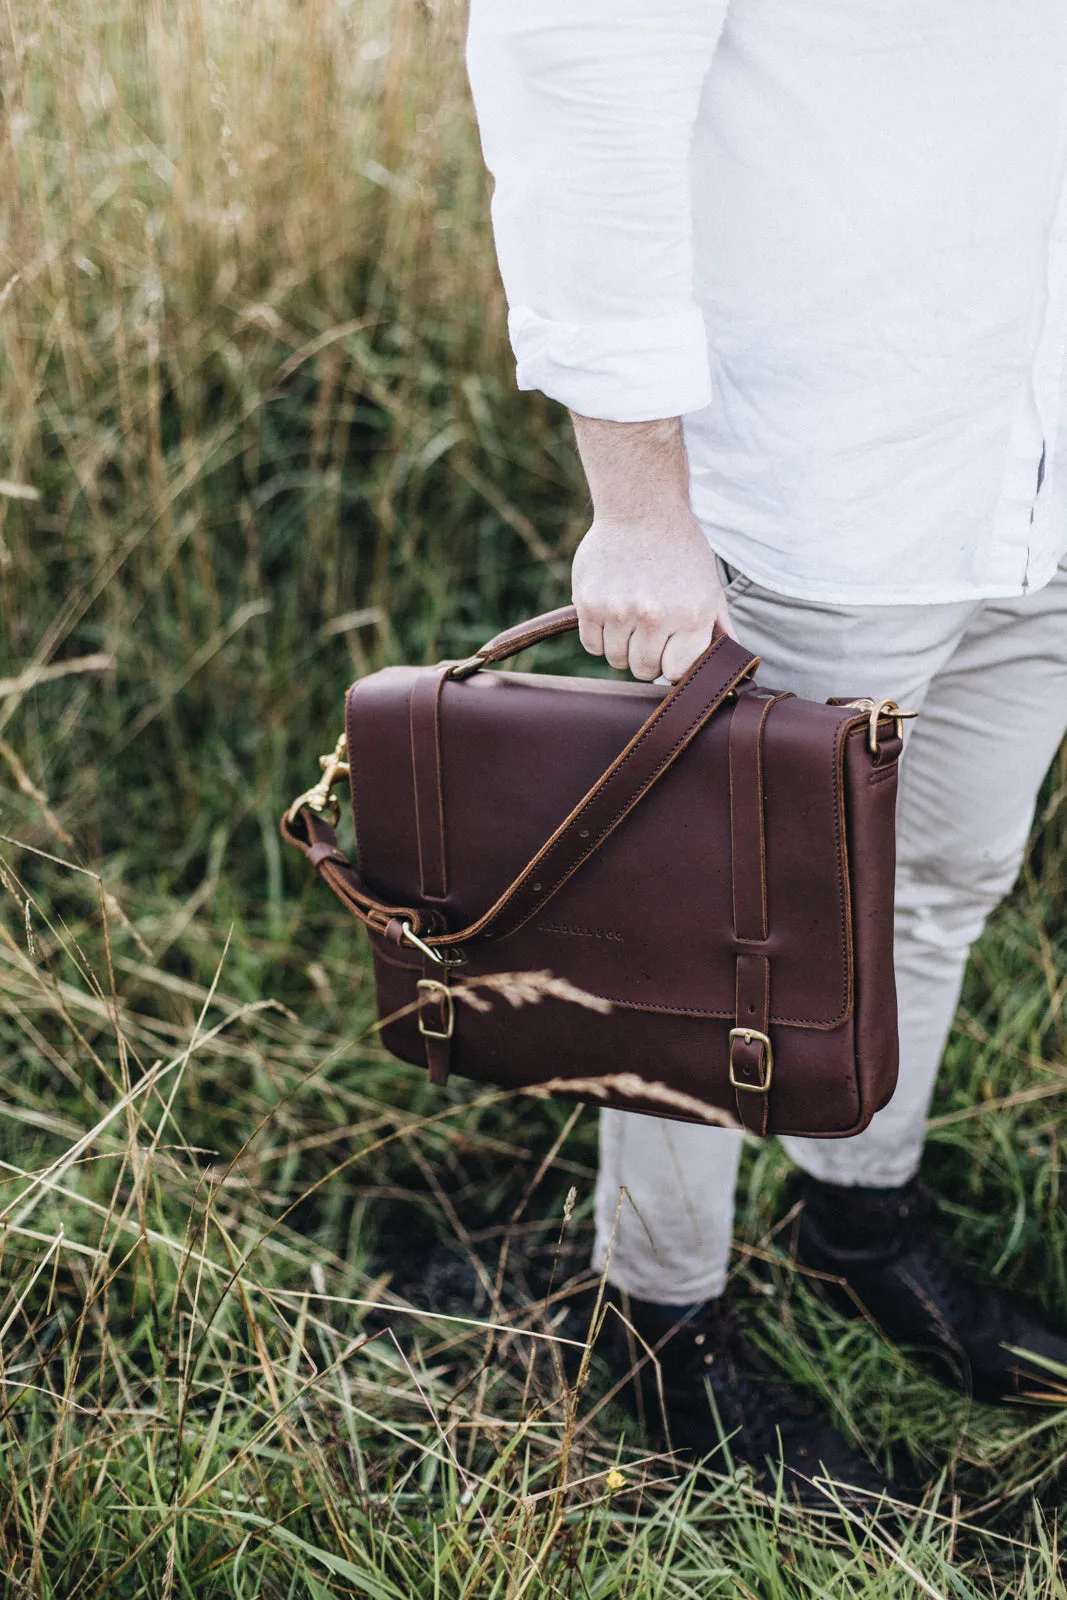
[
  {"x1": 417, "y1": 978, "x2": 454, "y2": 1041},
  {"x1": 286, "y1": 732, "x2": 350, "y2": 825},
  {"x1": 728, "y1": 1027, "x2": 774, "y2": 1093}
]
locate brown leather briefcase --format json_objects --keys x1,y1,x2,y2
[{"x1": 282, "y1": 606, "x2": 910, "y2": 1137}]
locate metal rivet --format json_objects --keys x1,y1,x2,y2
[{"x1": 694, "y1": 1333, "x2": 706, "y2": 1346}]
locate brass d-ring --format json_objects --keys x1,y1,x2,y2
[{"x1": 866, "y1": 699, "x2": 918, "y2": 757}]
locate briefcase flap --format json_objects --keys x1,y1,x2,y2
[{"x1": 347, "y1": 665, "x2": 859, "y2": 1029}]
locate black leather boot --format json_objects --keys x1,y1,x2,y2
[
  {"x1": 602, "y1": 1294, "x2": 893, "y2": 1511},
  {"x1": 790, "y1": 1175, "x2": 1067, "y2": 1403}
]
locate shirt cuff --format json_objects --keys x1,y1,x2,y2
[{"x1": 507, "y1": 305, "x2": 712, "y2": 422}]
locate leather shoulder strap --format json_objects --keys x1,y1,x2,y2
[
  {"x1": 282, "y1": 627, "x2": 759, "y2": 956},
  {"x1": 463, "y1": 633, "x2": 758, "y2": 945},
  {"x1": 409, "y1": 668, "x2": 450, "y2": 901}
]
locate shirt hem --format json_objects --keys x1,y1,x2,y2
[{"x1": 703, "y1": 532, "x2": 1064, "y2": 608}]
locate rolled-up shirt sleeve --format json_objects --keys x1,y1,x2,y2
[{"x1": 465, "y1": 1, "x2": 727, "y2": 422}]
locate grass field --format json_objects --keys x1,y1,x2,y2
[{"x1": 2, "y1": 1, "x2": 1067, "y2": 1593}]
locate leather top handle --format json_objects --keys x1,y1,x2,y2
[
  {"x1": 447, "y1": 605, "x2": 582, "y2": 678},
  {"x1": 282, "y1": 621, "x2": 760, "y2": 959}
]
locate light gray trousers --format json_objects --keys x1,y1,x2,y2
[{"x1": 593, "y1": 558, "x2": 1067, "y2": 1305}]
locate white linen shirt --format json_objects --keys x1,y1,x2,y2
[{"x1": 466, "y1": 1, "x2": 1067, "y2": 604}]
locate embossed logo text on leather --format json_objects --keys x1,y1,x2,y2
[{"x1": 535, "y1": 922, "x2": 624, "y2": 942}]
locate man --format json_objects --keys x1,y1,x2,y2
[{"x1": 465, "y1": 0, "x2": 1067, "y2": 1498}]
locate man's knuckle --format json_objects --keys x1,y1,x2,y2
[{"x1": 661, "y1": 641, "x2": 694, "y2": 675}]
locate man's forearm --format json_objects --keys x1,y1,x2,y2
[
  {"x1": 567, "y1": 411, "x2": 735, "y2": 680},
  {"x1": 569, "y1": 413, "x2": 692, "y2": 521}
]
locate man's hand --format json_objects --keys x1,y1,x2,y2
[
  {"x1": 569, "y1": 413, "x2": 736, "y2": 681},
  {"x1": 572, "y1": 507, "x2": 736, "y2": 681}
]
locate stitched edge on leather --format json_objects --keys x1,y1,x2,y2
[
  {"x1": 407, "y1": 670, "x2": 450, "y2": 902},
  {"x1": 478, "y1": 607, "x2": 578, "y2": 662},
  {"x1": 346, "y1": 677, "x2": 366, "y2": 878},
  {"x1": 845, "y1": 719, "x2": 900, "y2": 1128},
  {"x1": 564, "y1": 993, "x2": 852, "y2": 1030},
  {"x1": 728, "y1": 691, "x2": 779, "y2": 942},
  {"x1": 364, "y1": 945, "x2": 855, "y2": 1031},
  {"x1": 803, "y1": 713, "x2": 853, "y2": 1029},
  {"x1": 408, "y1": 678, "x2": 429, "y2": 897},
  {"x1": 433, "y1": 674, "x2": 448, "y2": 896}
]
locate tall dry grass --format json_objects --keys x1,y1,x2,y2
[{"x1": 1, "y1": 0, "x2": 569, "y2": 677}]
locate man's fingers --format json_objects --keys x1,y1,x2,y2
[
  {"x1": 627, "y1": 624, "x2": 667, "y2": 682},
  {"x1": 577, "y1": 615, "x2": 605, "y2": 658},
  {"x1": 574, "y1": 589, "x2": 734, "y2": 678},
  {"x1": 601, "y1": 618, "x2": 634, "y2": 671},
  {"x1": 660, "y1": 627, "x2": 715, "y2": 683}
]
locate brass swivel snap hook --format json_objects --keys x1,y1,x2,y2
[{"x1": 286, "y1": 732, "x2": 350, "y2": 826}]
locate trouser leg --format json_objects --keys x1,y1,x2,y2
[
  {"x1": 593, "y1": 1109, "x2": 745, "y2": 1303},
  {"x1": 785, "y1": 559, "x2": 1067, "y2": 1185},
  {"x1": 593, "y1": 575, "x2": 976, "y2": 1302},
  {"x1": 594, "y1": 560, "x2": 1067, "y2": 1297}
]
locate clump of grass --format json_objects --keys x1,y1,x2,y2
[
  {"x1": 3, "y1": 837, "x2": 1067, "y2": 1596},
  {"x1": 1, "y1": 0, "x2": 1066, "y2": 1593}
]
